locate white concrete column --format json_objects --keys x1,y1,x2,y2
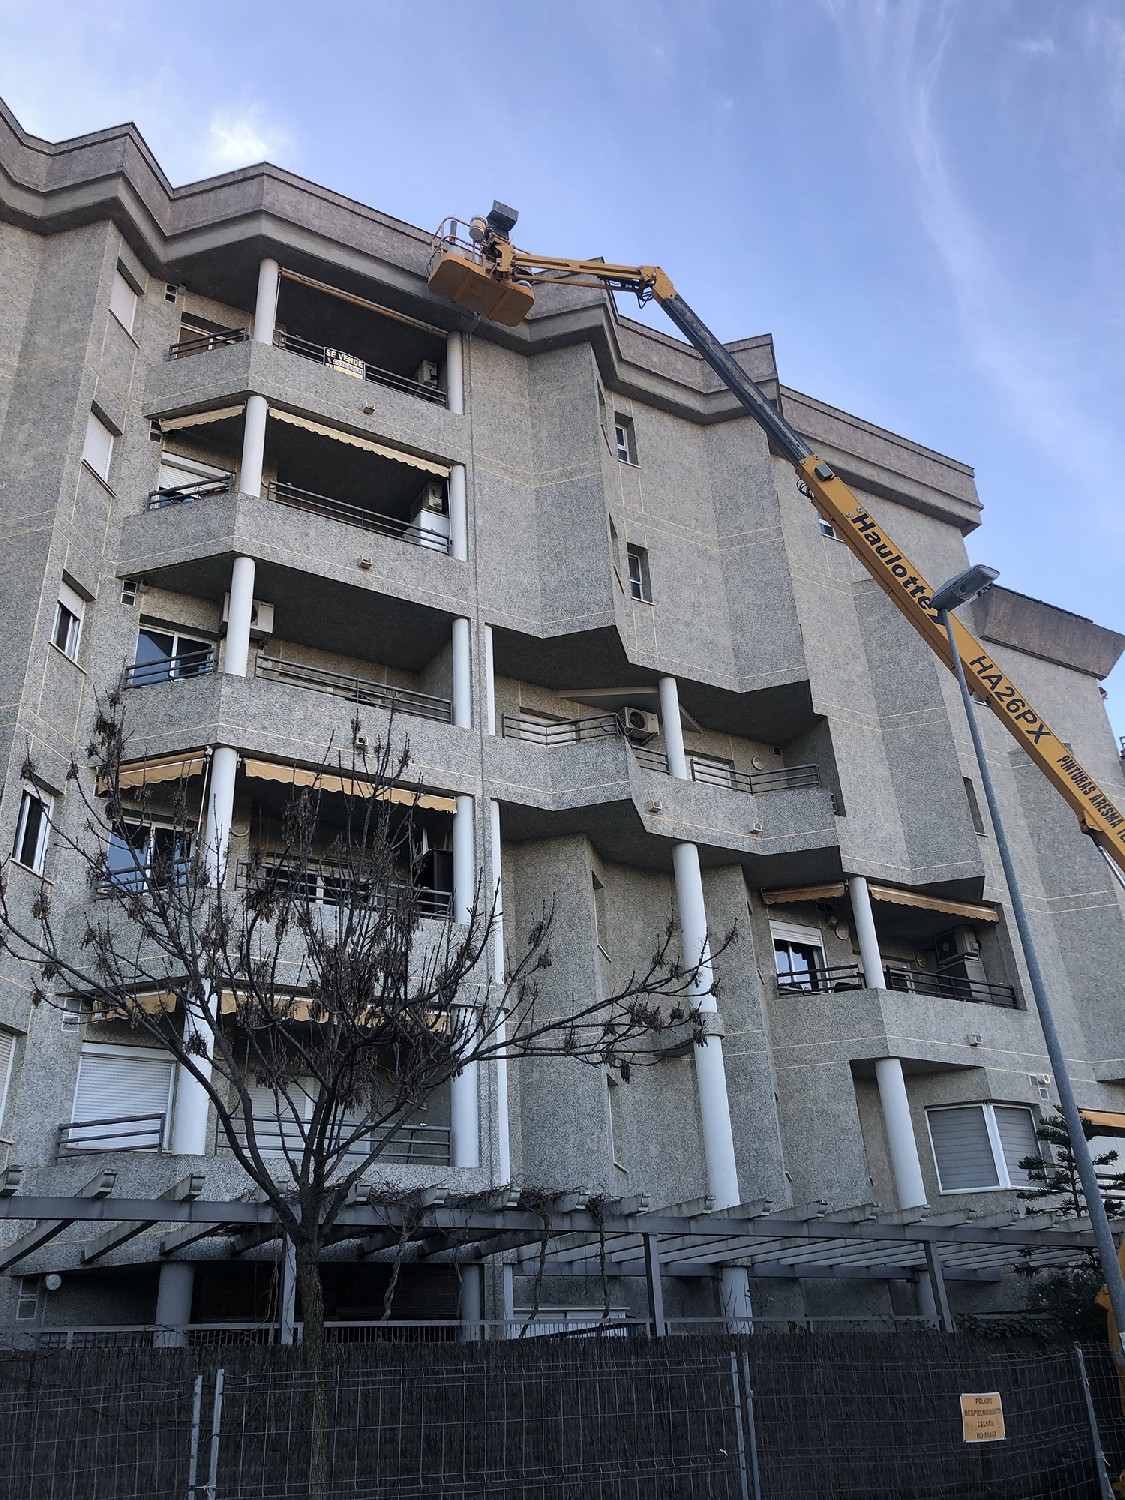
[
  {"x1": 483, "y1": 625, "x2": 497, "y2": 736},
  {"x1": 224, "y1": 556, "x2": 257, "y2": 678},
  {"x1": 253, "y1": 258, "x2": 280, "y2": 346},
  {"x1": 848, "y1": 874, "x2": 885, "y2": 989},
  {"x1": 875, "y1": 1056, "x2": 928, "y2": 1209},
  {"x1": 453, "y1": 795, "x2": 476, "y2": 924},
  {"x1": 240, "y1": 393, "x2": 268, "y2": 499},
  {"x1": 448, "y1": 463, "x2": 468, "y2": 562},
  {"x1": 452, "y1": 617, "x2": 472, "y2": 729},
  {"x1": 459, "y1": 1263, "x2": 483, "y2": 1341},
  {"x1": 154, "y1": 1262, "x2": 193, "y2": 1347},
  {"x1": 451, "y1": 1046, "x2": 480, "y2": 1170},
  {"x1": 658, "y1": 676, "x2": 689, "y2": 780},
  {"x1": 672, "y1": 840, "x2": 740, "y2": 1210},
  {"x1": 204, "y1": 745, "x2": 239, "y2": 886},
  {"x1": 490, "y1": 799, "x2": 511, "y2": 1186},
  {"x1": 445, "y1": 330, "x2": 464, "y2": 415},
  {"x1": 451, "y1": 793, "x2": 480, "y2": 1169}
]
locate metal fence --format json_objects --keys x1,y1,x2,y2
[{"x1": 1, "y1": 1333, "x2": 1122, "y2": 1499}]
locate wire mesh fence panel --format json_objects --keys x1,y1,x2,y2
[
  {"x1": 217, "y1": 1342, "x2": 748, "y2": 1499},
  {"x1": 742, "y1": 1332, "x2": 1109, "y2": 1500}
]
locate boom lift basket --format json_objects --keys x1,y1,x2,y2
[{"x1": 428, "y1": 251, "x2": 535, "y2": 326}]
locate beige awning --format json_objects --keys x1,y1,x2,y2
[
  {"x1": 761, "y1": 881, "x2": 998, "y2": 923},
  {"x1": 159, "y1": 404, "x2": 246, "y2": 431},
  {"x1": 98, "y1": 988, "x2": 448, "y2": 1029},
  {"x1": 268, "y1": 408, "x2": 449, "y2": 477},
  {"x1": 279, "y1": 267, "x2": 445, "y2": 337},
  {"x1": 1081, "y1": 1110, "x2": 1125, "y2": 1133},
  {"x1": 112, "y1": 751, "x2": 209, "y2": 790},
  {"x1": 241, "y1": 758, "x2": 455, "y2": 812}
]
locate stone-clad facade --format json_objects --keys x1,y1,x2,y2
[{"x1": 1, "y1": 97, "x2": 1124, "y2": 1334}]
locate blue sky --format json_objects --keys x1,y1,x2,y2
[{"x1": 2, "y1": 0, "x2": 1122, "y2": 729}]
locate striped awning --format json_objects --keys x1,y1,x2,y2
[{"x1": 268, "y1": 408, "x2": 449, "y2": 477}]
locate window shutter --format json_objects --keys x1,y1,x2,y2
[
  {"x1": 82, "y1": 413, "x2": 114, "y2": 482},
  {"x1": 246, "y1": 1081, "x2": 308, "y2": 1157},
  {"x1": 110, "y1": 270, "x2": 138, "y2": 333},
  {"x1": 71, "y1": 1048, "x2": 174, "y2": 1149},
  {"x1": 0, "y1": 1030, "x2": 14, "y2": 1125},
  {"x1": 994, "y1": 1105, "x2": 1040, "y2": 1186},
  {"x1": 928, "y1": 1105, "x2": 999, "y2": 1191}
]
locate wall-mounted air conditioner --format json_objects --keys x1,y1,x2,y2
[
  {"x1": 415, "y1": 359, "x2": 440, "y2": 390},
  {"x1": 619, "y1": 708, "x2": 659, "y2": 740},
  {"x1": 411, "y1": 481, "x2": 450, "y2": 544},
  {"x1": 222, "y1": 594, "x2": 275, "y2": 641},
  {"x1": 934, "y1": 927, "x2": 981, "y2": 966}
]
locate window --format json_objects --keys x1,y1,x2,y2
[
  {"x1": 69, "y1": 1044, "x2": 175, "y2": 1150},
  {"x1": 109, "y1": 268, "x2": 138, "y2": 334},
  {"x1": 613, "y1": 414, "x2": 637, "y2": 464},
  {"x1": 0, "y1": 1028, "x2": 14, "y2": 1128},
  {"x1": 81, "y1": 411, "x2": 114, "y2": 483},
  {"x1": 154, "y1": 452, "x2": 231, "y2": 501},
  {"x1": 15, "y1": 1276, "x2": 40, "y2": 1321},
  {"x1": 51, "y1": 582, "x2": 85, "y2": 661},
  {"x1": 771, "y1": 921, "x2": 826, "y2": 993},
  {"x1": 926, "y1": 1103, "x2": 1040, "y2": 1192},
  {"x1": 964, "y1": 777, "x2": 986, "y2": 835},
  {"x1": 104, "y1": 821, "x2": 191, "y2": 892},
  {"x1": 626, "y1": 545, "x2": 651, "y2": 603},
  {"x1": 129, "y1": 627, "x2": 213, "y2": 686},
  {"x1": 12, "y1": 790, "x2": 51, "y2": 874}
]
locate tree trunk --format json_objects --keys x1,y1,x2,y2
[{"x1": 294, "y1": 1241, "x2": 330, "y2": 1492}]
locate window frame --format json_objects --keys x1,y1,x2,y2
[
  {"x1": 104, "y1": 818, "x2": 192, "y2": 893},
  {"x1": 613, "y1": 413, "x2": 637, "y2": 465},
  {"x1": 131, "y1": 625, "x2": 214, "y2": 685},
  {"x1": 69, "y1": 1041, "x2": 176, "y2": 1151},
  {"x1": 51, "y1": 582, "x2": 86, "y2": 662},
  {"x1": 926, "y1": 1101, "x2": 1040, "y2": 1194},
  {"x1": 626, "y1": 544, "x2": 651, "y2": 603},
  {"x1": 770, "y1": 920, "x2": 827, "y2": 993},
  {"x1": 12, "y1": 788, "x2": 52, "y2": 875}
]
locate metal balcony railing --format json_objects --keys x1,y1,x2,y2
[
  {"x1": 217, "y1": 1119, "x2": 452, "y2": 1166},
  {"x1": 59, "y1": 1112, "x2": 167, "y2": 1155},
  {"x1": 237, "y1": 861, "x2": 453, "y2": 920},
  {"x1": 632, "y1": 742, "x2": 821, "y2": 795},
  {"x1": 501, "y1": 712, "x2": 620, "y2": 745},
  {"x1": 255, "y1": 653, "x2": 452, "y2": 723},
  {"x1": 264, "y1": 479, "x2": 451, "y2": 551},
  {"x1": 274, "y1": 330, "x2": 447, "y2": 406},
  {"x1": 775, "y1": 963, "x2": 866, "y2": 995},
  {"x1": 123, "y1": 646, "x2": 218, "y2": 688},
  {"x1": 147, "y1": 477, "x2": 234, "y2": 508},
  {"x1": 167, "y1": 327, "x2": 248, "y2": 358},
  {"x1": 883, "y1": 965, "x2": 1018, "y2": 1009}
]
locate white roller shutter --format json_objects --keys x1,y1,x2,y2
[
  {"x1": 994, "y1": 1105, "x2": 1040, "y2": 1187},
  {"x1": 110, "y1": 270, "x2": 138, "y2": 333},
  {"x1": 245, "y1": 1081, "x2": 308, "y2": 1158},
  {"x1": 927, "y1": 1105, "x2": 999, "y2": 1191},
  {"x1": 0, "y1": 1031, "x2": 15, "y2": 1127},
  {"x1": 70, "y1": 1046, "x2": 174, "y2": 1150},
  {"x1": 82, "y1": 412, "x2": 114, "y2": 482}
]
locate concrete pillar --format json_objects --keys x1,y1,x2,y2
[
  {"x1": 875, "y1": 1056, "x2": 928, "y2": 1209},
  {"x1": 448, "y1": 463, "x2": 468, "y2": 562},
  {"x1": 490, "y1": 799, "x2": 511, "y2": 1186},
  {"x1": 240, "y1": 392, "x2": 268, "y2": 500},
  {"x1": 459, "y1": 1262, "x2": 483, "y2": 1341},
  {"x1": 204, "y1": 745, "x2": 238, "y2": 886},
  {"x1": 502, "y1": 1262, "x2": 515, "y2": 1336},
  {"x1": 279, "y1": 1236, "x2": 297, "y2": 1345},
  {"x1": 483, "y1": 625, "x2": 497, "y2": 736},
  {"x1": 153, "y1": 1261, "x2": 193, "y2": 1347},
  {"x1": 848, "y1": 874, "x2": 885, "y2": 989},
  {"x1": 452, "y1": 617, "x2": 472, "y2": 729},
  {"x1": 446, "y1": 330, "x2": 464, "y2": 414},
  {"x1": 451, "y1": 793, "x2": 479, "y2": 1169},
  {"x1": 453, "y1": 795, "x2": 476, "y2": 925},
  {"x1": 224, "y1": 555, "x2": 257, "y2": 679},
  {"x1": 253, "y1": 257, "x2": 280, "y2": 346},
  {"x1": 451, "y1": 1044, "x2": 480, "y2": 1170},
  {"x1": 671, "y1": 841, "x2": 740, "y2": 1210},
  {"x1": 658, "y1": 676, "x2": 689, "y2": 779}
]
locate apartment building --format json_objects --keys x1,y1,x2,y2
[{"x1": 0, "y1": 97, "x2": 1124, "y2": 1337}]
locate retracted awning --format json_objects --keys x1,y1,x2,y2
[
  {"x1": 268, "y1": 408, "x2": 449, "y2": 477},
  {"x1": 279, "y1": 268, "x2": 445, "y2": 337},
  {"x1": 159, "y1": 404, "x2": 246, "y2": 431},
  {"x1": 241, "y1": 758, "x2": 455, "y2": 812},
  {"x1": 762, "y1": 881, "x2": 998, "y2": 923},
  {"x1": 1080, "y1": 1110, "x2": 1125, "y2": 1133},
  {"x1": 112, "y1": 751, "x2": 209, "y2": 790}
]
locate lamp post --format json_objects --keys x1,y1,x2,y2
[{"x1": 932, "y1": 563, "x2": 1125, "y2": 1354}]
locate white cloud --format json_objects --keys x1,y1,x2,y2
[
  {"x1": 200, "y1": 109, "x2": 295, "y2": 174},
  {"x1": 1015, "y1": 36, "x2": 1056, "y2": 57}
]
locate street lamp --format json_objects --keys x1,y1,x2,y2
[{"x1": 932, "y1": 564, "x2": 1125, "y2": 1354}]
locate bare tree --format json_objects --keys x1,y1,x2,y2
[{"x1": 0, "y1": 691, "x2": 728, "y2": 1374}]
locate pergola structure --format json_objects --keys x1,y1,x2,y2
[{"x1": 0, "y1": 1181, "x2": 1108, "y2": 1337}]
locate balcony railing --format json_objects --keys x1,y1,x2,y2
[
  {"x1": 256, "y1": 654, "x2": 452, "y2": 723},
  {"x1": 264, "y1": 479, "x2": 451, "y2": 551},
  {"x1": 123, "y1": 647, "x2": 218, "y2": 688},
  {"x1": 237, "y1": 861, "x2": 453, "y2": 920},
  {"x1": 59, "y1": 1112, "x2": 167, "y2": 1155},
  {"x1": 501, "y1": 712, "x2": 620, "y2": 745},
  {"x1": 217, "y1": 1119, "x2": 452, "y2": 1166},
  {"x1": 775, "y1": 964, "x2": 866, "y2": 995},
  {"x1": 167, "y1": 326, "x2": 248, "y2": 358},
  {"x1": 147, "y1": 477, "x2": 234, "y2": 508},
  {"x1": 884, "y1": 965, "x2": 1018, "y2": 1008},
  {"x1": 274, "y1": 330, "x2": 447, "y2": 406}
]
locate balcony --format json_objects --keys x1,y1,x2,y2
[
  {"x1": 255, "y1": 654, "x2": 452, "y2": 723},
  {"x1": 776, "y1": 962, "x2": 1017, "y2": 1008},
  {"x1": 775, "y1": 963, "x2": 866, "y2": 995},
  {"x1": 59, "y1": 1112, "x2": 168, "y2": 1154},
  {"x1": 274, "y1": 330, "x2": 446, "y2": 406},
  {"x1": 123, "y1": 645, "x2": 217, "y2": 688},
  {"x1": 168, "y1": 326, "x2": 248, "y2": 359},
  {"x1": 236, "y1": 861, "x2": 453, "y2": 921},
  {"x1": 501, "y1": 713, "x2": 822, "y2": 795},
  {"x1": 217, "y1": 1118, "x2": 452, "y2": 1166}
]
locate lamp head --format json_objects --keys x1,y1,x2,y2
[{"x1": 930, "y1": 564, "x2": 999, "y2": 614}]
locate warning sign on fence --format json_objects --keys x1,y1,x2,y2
[{"x1": 960, "y1": 1391, "x2": 1006, "y2": 1443}]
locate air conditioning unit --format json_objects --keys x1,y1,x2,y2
[
  {"x1": 934, "y1": 926, "x2": 981, "y2": 966},
  {"x1": 413, "y1": 481, "x2": 447, "y2": 515},
  {"x1": 619, "y1": 707, "x2": 659, "y2": 740},
  {"x1": 415, "y1": 359, "x2": 440, "y2": 389},
  {"x1": 222, "y1": 594, "x2": 275, "y2": 640},
  {"x1": 411, "y1": 481, "x2": 450, "y2": 545}
]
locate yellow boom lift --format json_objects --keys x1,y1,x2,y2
[{"x1": 428, "y1": 204, "x2": 1125, "y2": 877}]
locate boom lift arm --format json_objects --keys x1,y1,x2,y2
[{"x1": 428, "y1": 209, "x2": 1125, "y2": 875}]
